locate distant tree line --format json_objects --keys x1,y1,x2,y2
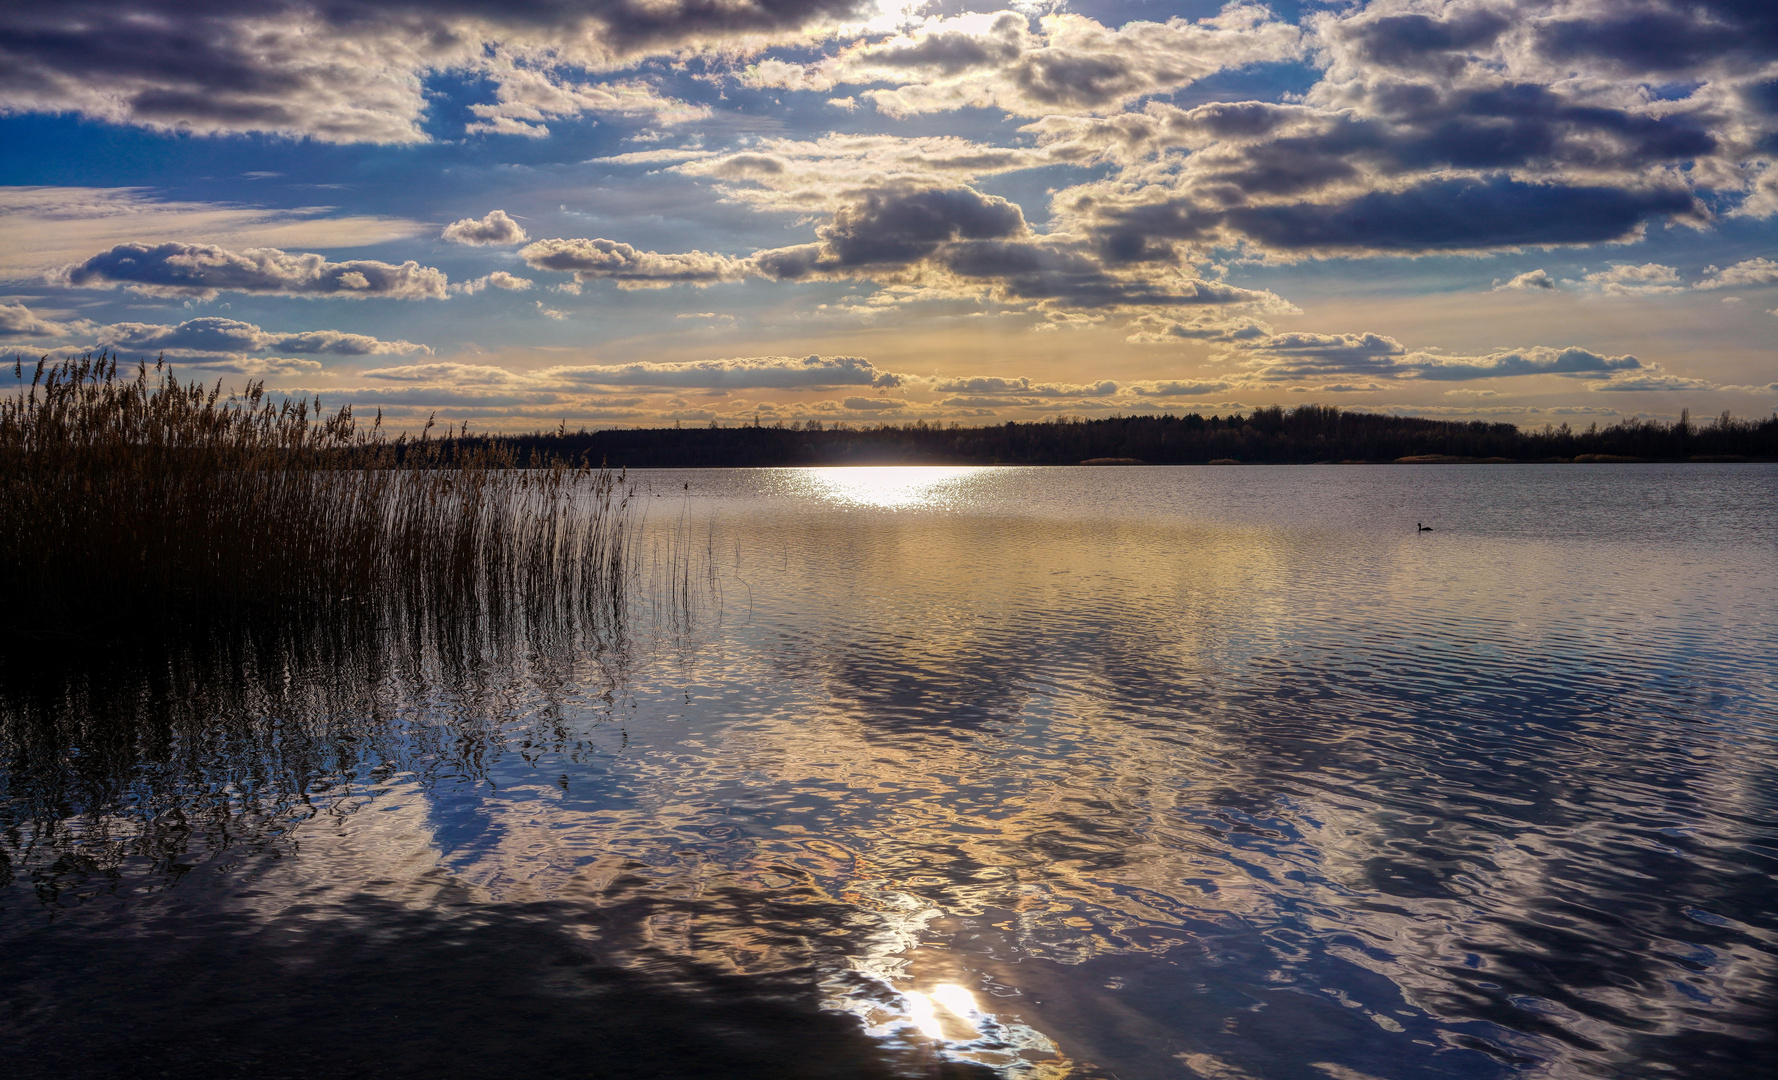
[{"x1": 473, "y1": 405, "x2": 1778, "y2": 468}]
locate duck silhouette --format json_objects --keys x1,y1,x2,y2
[{"x1": 1417, "y1": 522, "x2": 1433, "y2": 531}]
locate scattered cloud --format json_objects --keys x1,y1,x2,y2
[
  {"x1": 1229, "y1": 332, "x2": 1644, "y2": 384},
  {"x1": 543, "y1": 355, "x2": 904, "y2": 390},
  {"x1": 0, "y1": 1, "x2": 868, "y2": 143},
  {"x1": 1493, "y1": 269, "x2": 1556, "y2": 291},
  {"x1": 769, "y1": 7, "x2": 1304, "y2": 119},
  {"x1": 1587, "y1": 371, "x2": 1719, "y2": 392},
  {"x1": 57, "y1": 242, "x2": 449, "y2": 300},
  {"x1": 96, "y1": 317, "x2": 428, "y2": 357},
  {"x1": 442, "y1": 210, "x2": 529, "y2": 246},
  {"x1": 0, "y1": 187, "x2": 427, "y2": 278},
  {"x1": 1582, "y1": 263, "x2": 1685, "y2": 296},
  {"x1": 1695, "y1": 257, "x2": 1778, "y2": 290},
  {"x1": 0, "y1": 300, "x2": 93, "y2": 338},
  {"x1": 465, "y1": 70, "x2": 711, "y2": 138},
  {"x1": 453, "y1": 271, "x2": 535, "y2": 294},
  {"x1": 520, "y1": 237, "x2": 751, "y2": 287}
]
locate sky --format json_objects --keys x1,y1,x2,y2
[{"x1": 1, "y1": 0, "x2": 1776, "y2": 431}]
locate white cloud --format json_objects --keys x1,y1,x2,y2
[
  {"x1": 1493, "y1": 269, "x2": 1556, "y2": 291},
  {"x1": 466, "y1": 67, "x2": 711, "y2": 138},
  {"x1": 441, "y1": 210, "x2": 529, "y2": 246},
  {"x1": 774, "y1": 8, "x2": 1303, "y2": 119},
  {"x1": 1695, "y1": 257, "x2": 1778, "y2": 290},
  {"x1": 453, "y1": 271, "x2": 535, "y2": 294},
  {"x1": 520, "y1": 237, "x2": 752, "y2": 288},
  {"x1": 0, "y1": 300, "x2": 93, "y2": 338},
  {"x1": 1581, "y1": 263, "x2": 1684, "y2": 296}
]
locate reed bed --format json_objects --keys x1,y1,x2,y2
[{"x1": 0, "y1": 354, "x2": 633, "y2": 645}]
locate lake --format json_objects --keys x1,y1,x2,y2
[{"x1": 3, "y1": 464, "x2": 1775, "y2": 1079}]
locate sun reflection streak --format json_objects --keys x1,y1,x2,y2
[
  {"x1": 796, "y1": 466, "x2": 994, "y2": 509},
  {"x1": 904, "y1": 989, "x2": 945, "y2": 1040},
  {"x1": 931, "y1": 983, "x2": 983, "y2": 1035}
]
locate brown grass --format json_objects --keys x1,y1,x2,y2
[{"x1": 0, "y1": 354, "x2": 633, "y2": 643}]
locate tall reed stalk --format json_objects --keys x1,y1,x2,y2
[{"x1": 0, "y1": 354, "x2": 633, "y2": 644}]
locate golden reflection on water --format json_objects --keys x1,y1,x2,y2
[
  {"x1": 7, "y1": 466, "x2": 1778, "y2": 1079},
  {"x1": 793, "y1": 466, "x2": 997, "y2": 509}
]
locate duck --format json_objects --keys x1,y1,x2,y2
[{"x1": 1417, "y1": 521, "x2": 1433, "y2": 531}]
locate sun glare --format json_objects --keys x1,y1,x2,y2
[{"x1": 798, "y1": 466, "x2": 990, "y2": 509}]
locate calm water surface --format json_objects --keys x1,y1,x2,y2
[{"x1": 4, "y1": 465, "x2": 1776, "y2": 1079}]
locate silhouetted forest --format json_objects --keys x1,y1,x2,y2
[{"x1": 483, "y1": 406, "x2": 1778, "y2": 468}]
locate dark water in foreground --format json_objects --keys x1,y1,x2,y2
[{"x1": 3, "y1": 464, "x2": 1776, "y2": 1079}]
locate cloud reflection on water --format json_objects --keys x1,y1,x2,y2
[{"x1": 3, "y1": 466, "x2": 1776, "y2": 1079}]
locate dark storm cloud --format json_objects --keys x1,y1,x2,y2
[{"x1": 58, "y1": 243, "x2": 450, "y2": 300}]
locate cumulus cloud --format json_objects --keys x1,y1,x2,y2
[
  {"x1": 1021, "y1": 0, "x2": 1767, "y2": 264},
  {"x1": 1493, "y1": 269, "x2": 1556, "y2": 291},
  {"x1": 520, "y1": 238, "x2": 751, "y2": 287},
  {"x1": 0, "y1": 1, "x2": 870, "y2": 143},
  {"x1": 1695, "y1": 257, "x2": 1778, "y2": 289},
  {"x1": 442, "y1": 211, "x2": 529, "y2": 246},
  {"x1": 0, "y1": 300, "x2": 92, "y2": 338},
  {"x1": 58, "y1": 242, "x2": 449, "y2": 300},
  {"x1": 780, "y1": 7, "x2": 1304, "y2": 118},
  {"x1": 96, "y1": 317, "x2": 428, "y2": 357},
  {"x1": 523, "y1": 179, "x2": 1296, "y2": 330}
]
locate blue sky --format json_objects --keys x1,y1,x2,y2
[{"x1": 2, "y1": 0, "x2": 1775, "y2": 429}]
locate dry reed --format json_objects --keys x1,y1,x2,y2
[{"x1": 0, "y1": 354, "x2": 633, "y2": 644}]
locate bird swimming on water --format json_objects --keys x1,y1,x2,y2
[{"x1": 1417, "y1": 522, "x2": 1433, "y2": 531}]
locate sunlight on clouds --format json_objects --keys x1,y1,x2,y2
[{"x1": 0, "y1": 188, "x2": 428, "y2": 278}]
